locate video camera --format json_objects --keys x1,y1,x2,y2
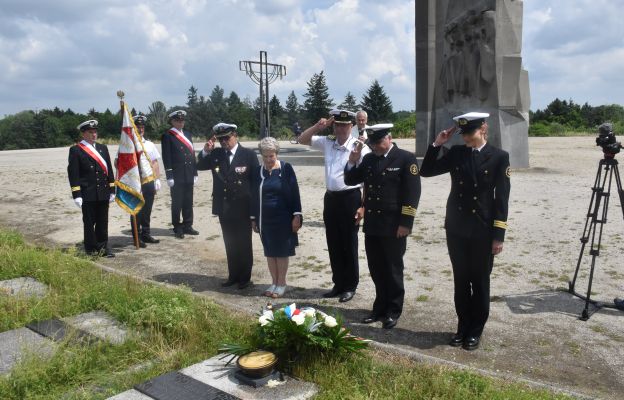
[{"x1": 596, "y1": 122, "x2": 623, "y2": 156}]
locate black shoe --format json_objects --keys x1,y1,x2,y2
[
  {"x1": 463, "y1": 336, "x2": 480, "y2": 351},
  {"x1": 174, "y1": 231, "x2": 185, "y2": 239},
  {"x1": 238, "y1": 280, "x2": 253, "y2": 290},
  {"x1": 221, "y1": 279, "x2": 237, "y2": 287},
  {"x1": 382, "y1": 317, "x2": 398, "y2": 329},
  {"x1": 183, "y1": 227, "x2": 199, "y2": 235},
  {"x1": 103, "y1": 250, "x2": 115, "y2": 258},
  {"x1": 361, "y1": 314, "x2": 380, "y2": 324},
  {"x1": 141, "y1": 234, "x2": 160, "y2": 244},
  {"x1": 322, "y1": 287, "x2": 341, "y2": 298},
  {"x1": 615, "y1": 298, "x2": 624, "y2": 311},
  {"x1": 339, "y1": 291, "x2": 355, "y2": 303},
  {"x1": 138, "y1": 240, "x2": 146, "y2": 248},
  {"x1": 449, "y1": 333, "x2": 464, "y2": 347}
]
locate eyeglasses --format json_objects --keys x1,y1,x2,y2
[{"x1": 217, "y1": 135, "x2": 232, "y2": 142}]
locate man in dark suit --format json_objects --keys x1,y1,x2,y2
[
  {"x1": 67, "y1": 119, "x2": 116, "y2": 257},
  {"x1": 197, "y1": 123, "x2": 259, "y2": 289},
  {"x1": 420, "y1": 111, "x2": 511, "y2": 350},
  {"x1": 344, "y1": 124, "x2": 421, "y2": 329},
  {"x1": 161, "y1": 110, "x2": 199, "y2": 239}
]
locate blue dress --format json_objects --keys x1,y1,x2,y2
[{"x1": 259, "y1": 167, "x2": 297, "y2": 257}]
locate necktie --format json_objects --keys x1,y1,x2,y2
[
  {"x1": 226, "y1": 150, "x2": 232, "y2": 167},
  {"x1": 470, "y1": 149, "x2": 478, "y2": 177}
]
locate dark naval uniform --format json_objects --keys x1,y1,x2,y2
[
  {"x1": 420, "y1": 142, "x2": 510, "y2": 339},
  {"x1": 344, "y1": 143, "x2": 421, "y2": 322},
  {"x1": 161, "y1": 128, "x2": 197, "y2": 233},
  {"x1": 67, "y1": 142, "x2": 115, "y2": 254},
  {"x1": 197, "y1": 143, "x2": 259, "y2": 285}
]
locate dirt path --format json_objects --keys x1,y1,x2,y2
[{"x1": 1, "y1": 137, "x2": 623, "y2": 399}]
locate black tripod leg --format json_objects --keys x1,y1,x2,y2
[{"x1": 570, "y1": 161, "x2": 603, "y2": 292}]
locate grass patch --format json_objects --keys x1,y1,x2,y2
[{"x1": 0, "y1": 229, "x2": 571, "y2": 399}]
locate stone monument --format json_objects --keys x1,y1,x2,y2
[{"x1": 416, "y1": 0, "x2": 530, "y2": 167}]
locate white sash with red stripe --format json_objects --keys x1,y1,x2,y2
[
  {"x1": 168, "y1": 128, "x2": 194, "y2": 153},
  {"x1": 78, "y1": 140, "x2": 108, "y2": 175}
]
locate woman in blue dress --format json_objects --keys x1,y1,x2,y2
[{"x1": 251, "y1": 137, "x2": 302, "y2": 298}]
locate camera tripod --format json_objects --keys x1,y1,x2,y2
[{"x1": 569, "y1": 154, "x2": 624, "y2": 320}]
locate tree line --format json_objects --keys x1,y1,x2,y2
[
  {"x1": 530, "y1": 98, "x2": 624, "y2": 136},
  {"x1": 0, "y1": 71, "x2": 408, "y2": 151}
]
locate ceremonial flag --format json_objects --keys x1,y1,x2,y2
[{"x1": 115, "y1": 102, "x2": 155, "y2": 215}]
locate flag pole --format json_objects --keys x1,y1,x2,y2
[{"x1": 117, "y1": 90, "x2": 140, "y2": 250}]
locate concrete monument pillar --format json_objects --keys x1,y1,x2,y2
[{"x1": 415, "y1": 0, "x2": 530, "y2": 168}]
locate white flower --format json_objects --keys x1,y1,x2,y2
[
  {"x1": 301, "y1": 307, "x2": 316, "y2": 318},
  {"x1": 259, "y1": 315, "x2": 270, "y2": 326},
  {"x1": 262, "y1": 310, "x2": 274, "y2": 320},
  {"x1": 324, "y1": 315, "x2": 338, "y2": 328},
  {"x1": 291, "y1": 314, "x2": 305, "y2": 325}
]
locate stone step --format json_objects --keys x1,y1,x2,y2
[
  {"x1": 0, "y1": 327, "x2": 56, "y2": 375},
  {"x1": 0, "y1": 277, "x2": 48, "y2": 299}
]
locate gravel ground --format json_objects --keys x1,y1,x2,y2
[{"x1": 1, "y1": 137, "x2": 623, "y2": 399}]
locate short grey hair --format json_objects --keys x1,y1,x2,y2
[
  {"x1": 258, "y1": 136, "x2": 280, "y2": 154},
  {"x1": 356, "y1": 110, "x2": 368, "y2": 119}
]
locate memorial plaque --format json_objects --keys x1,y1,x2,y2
[
  {"x1": 26, "y1": 319, "x2": 100, "y2": 345},
  {"x1": 134, "y1": 371, "x2": 239, "y2": 400}
]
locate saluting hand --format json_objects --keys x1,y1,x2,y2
[
  {"x1": 315, "y1": 116, "x2": 334, "y2": 131},
  {"x1": 434, "y1": 126, "x2": 457, "y2": 146},
  {"x1": 204, "y1": 138, "x2": 215, "y2": 153},
  {"x1": 348, "y1": 141, "x2": 363, "y2": 164}
]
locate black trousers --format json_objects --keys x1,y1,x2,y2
[
  {"x1": 323, "y1": 189, "x2": 361, "y2": 292},
  {"x1": 219, "y1": 216, "x2": 253, "y2": 283},
  {"x1": 446, "y1": 230, "x2": 493, "y2": 337},
  {"x1": 170, "y1": 182, "x2": 193, "y2": 231},
  {"x1": 82, "y1": 200, "x2": 109, "y2": 253},
  {"x1": 131, "y1": 182, "x2": 156, "y2": 238},
  {"x1": 364, "y1": 235, "x2": 406, "y2": 319}
]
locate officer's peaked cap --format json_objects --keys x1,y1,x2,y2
[
  {"x1": 168, "y1": 110, "x2": 187, "y2": 120},
  {"x1": 453, "y1": 112, "x2": 489, "y2": 134},
  {"x1": 77, "y1": 119, "x2": 98, "y2": 131},
  {"x1": 365, "y1": 123, "x2": 394, "y2": 143},
  {"x1": 329, "y1": 109, "x2": 356, "y2": 124},
  {"x1": 213, "y1": 122, "x2": 237, "y2": 137}
]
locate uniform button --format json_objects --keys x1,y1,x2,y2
[
  {"x1": 455, "y1": 167, "x2": 459, "y2": 170},
  {"x1": 382, "y1": 172, "x2": 385, "y2": 175},
  {"x1": 224, "y1": 189, "x2": 227, "y2": 192},
  {"x1": 472, "y1": 209, "x2": 476, "y2": 213},
  {"x1": 369, "y1": 185, "x2": 372, "y2": 188},
  {"x1": 459, "y1": 181, "x2": 463, "y2": 185},
  {"x1": 459, "y1": 193, "x2": 463, "y2": 198},
  {"x1": 377, "y1": 210, "x2": 381, "y2": 213},
  {"x1": 484, "y1": 170, "x2": 488, "y2": 174},
  {"x1": 474, "y1": 184, "x2": 478, "y2": 187},
  {"x1": 368, "y1": 197, "x2": 371, "y2": 200},
  {"x1": 458, "y1": 206, "x2": 462, "y2": 211},
  {"x1": 473, "y1": 196, "x2": 477, "y2": 200},
  {"x1": 377, "y1": 197, "x2": 380, "y2": 200},
  {"x1": 368, "y1": 209, "x2": 372, "y2": 213}
]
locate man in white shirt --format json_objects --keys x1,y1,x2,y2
[
  {"x1": 351, "y1": 110, "x2": 369, "y2": 140},
  {"x1": 298, "y1": 109, "x2": 370, "y2": 302}
]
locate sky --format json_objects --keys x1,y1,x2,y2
[{"x1": 0, "y1": 0, "x2": 623, "y2": 117}]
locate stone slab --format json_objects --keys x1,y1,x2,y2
[
  {"x1": 0, "y1": 327, "x2": 56, "y2": 375},
  {"x1": 0, "y1": 277, "x2": 48, "y2": 299},
  {"x1": 64, "y1": 311, "x2": 129, "y2": 345},
  {"x1": 179, "y1": 354, "x2": 318, "y2": 400},
  {"x1": 106, "y1": 389, "x2": 153, "y2": 400},
  {"x1": 26, "y1": 319, "x2": 100, "y2": 345},
  {"x1": 134, "y1": 371, "x2": 238, "y2": 400}
]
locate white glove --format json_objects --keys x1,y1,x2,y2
[
  {"x1": 74, "y1": 197, "x2": 83, "y2": 208},
  {"x1": 154, "y1": 179, "x2": 162, "y2": 191},
  {"x1": 193, "y1": 176, "x2": 198, "y2": 186},
  {"x1": 109, "y1": 193, "x2": 115, "y2": 203},
  {"x1": 167, "y1": 179, "x2": 175, "y2": 188}
]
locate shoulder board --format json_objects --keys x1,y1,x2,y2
[{"x1": 327, "y1": 135, "x2": 336, "y2": 141}]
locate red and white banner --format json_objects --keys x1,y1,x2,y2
[{"x1": 115, "y1": 102, "x2": 154, "y2": 215}]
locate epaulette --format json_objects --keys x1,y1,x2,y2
[{"x1": 327, "y1": 134, "x2": 336, "y2": 141}]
